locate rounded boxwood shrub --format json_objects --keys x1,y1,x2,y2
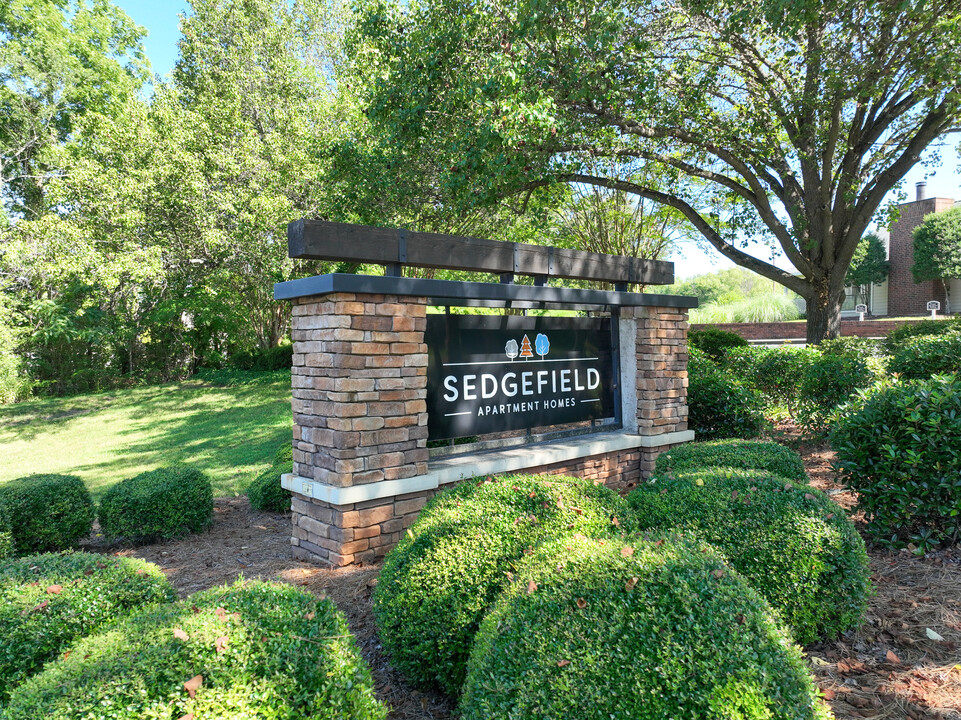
[
  {"x1": 688, "y1": 348, "x2": 768, "y2": 440},
  {"x1": 373, "y1": 474, "x2": 630, "y2": 696},
  {"x1": 0, "y1": 551, "x2": 175, "y2": 700},
  {"x1": 689, "y1": 326, "x2": 749, "y2": 362},
  {"x1": 888, "y1": 333, "x2": 961, "y2": 379},
  {"x1": 0, "y1": 474, "x2": 94, "y2": 555},
  {"x1": 98, "y1": 465, "x2": 213, "y2": 542},
  {"x1": 654, "y1": 439, "x2": 808, "y2": 483},
  {"x1": 247, "y1": 441, "x2": 293, "y2": 512},
  {"x1": 627, "y1": 468, "x2": 870, "y2": 645},
  {"x1": 5, "y1": 579, "x2": 386, "y2": 720},
  {"x1": 831, "y1": 375, "x2": 961, "y2": 552},
  {"x1": 460, "y1": 534, "x2": 831, "y2": 720}
]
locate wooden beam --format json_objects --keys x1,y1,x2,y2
[{"x1": 288, "y1": 220, "x2": 675, "y2": 285}]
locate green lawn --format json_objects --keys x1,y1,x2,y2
[{"x1": 0, "y1": 372, "x2": 292, "y2": 499}]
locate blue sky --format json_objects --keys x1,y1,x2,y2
[{"x1": 115, "y1": 1, "x2": 960, "y2": 280}]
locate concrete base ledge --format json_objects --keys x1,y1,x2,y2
[{"x1": 282, "y1": 429, "x2": 694, "y2": 506}]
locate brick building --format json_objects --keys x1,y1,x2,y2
[{"x1": 858, "y1": 182, "x2": 960, "y2": 317}]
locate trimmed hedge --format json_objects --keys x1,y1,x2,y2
[
  {"x1": 0, "y1": 551, "x2": 175, "y2": 700},
  {"x1": 373, "y1": 474, "x2": 630, "y2": 696},
  {"x1": 796, "y1": 351, "x2": 877, "y2": 434},
  {"x1": 654, "y1": 439, "x2": 808, "y2": 483},
  {"x1": 0, "y1": 474, "x2": 94, "y2": 555},
  {"x1": 247, "y1": 441, "x2": 293, "y2": 512},
  {"x1": 98, "y1": 465, "x2": 213, "y2": 542},
  {"x1": 5, "y1": 580, "x2": 386, "y2": 720},
  {"x1": 688, "y1": 348, "x2": 768, "y2": 440},
  {"x1": 832, "y1": 375, "x2": 961, "y2": 552},
  {"x1": 627, "y1": 469, "x2": 870, "y2": 645},
  {"x1": 883, "y1": 317, "x2": 961, "y2": 354},
  {"x1": 460, "y1": 534, "x2": 831, "y2": 720},
  {"x1": 689, "y1": 326, "x2": 748, "y2": 362},
  {"x1": 723, "y1": 345, "x2": 818, "y2": 410},
  {"x1": 0, "y1": 503, "x2": 12, "y2": 559},
  {"x1": 888, "y1": 333, "x2": 961, "y2": 379}
]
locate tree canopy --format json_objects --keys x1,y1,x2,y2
[
  {"x1": 913, "y1": 206, "x2": 961, "y2": 314},
  {"x1": 845, "y1": 233, "x2": 889, "y2": 306},
  {"x1": 351, "y1": 0, "x2": 961, "y2": 341}
]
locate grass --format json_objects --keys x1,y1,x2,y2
[{"x1": 0, "y1": 370, "x2": 292, "y2": 499}]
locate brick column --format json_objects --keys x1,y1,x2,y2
[
  {"x1": 286, "y1": 292, "x2": 429, "y2": 566},
  {"x1": 631, "y1": 305, "x2": 690, "y2": 476}
]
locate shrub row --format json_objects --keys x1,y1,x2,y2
[
  {"x1": 0, "y1": 466, "x2": 215, "y2": 556},
  {"x1": 247, "y1": 441, "x2": 293, "y2": 512},
  {"x1": 628, "y1": 467, "x2": 871, "y2": 645},
  {"x1": 688, "y1": 348, "x2": 767, "y2": 441},
  {"x1": 0, "y1": 551, "x2": 176, "y2": 700},
  {"x1": 5, "y1": 578, "x2": 386, "y2": 720},
  {"x1": 832, "y1": 375, "x2": 961, "y2": 552},
  {"x1": 460, "y1": 535, "x2": 831, "y2": 720},
  {"x1": 887, "y1": 332, "x2": 961, "y2": 379},
  {"x1": 372, "y1": 474, "x2": 630, "y2": 696}
]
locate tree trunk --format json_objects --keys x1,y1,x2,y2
[{"x1": 805, "y1": 285, "x2": 846, "y2": 344}]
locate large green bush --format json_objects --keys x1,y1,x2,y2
[
  {"x1": 627, "y1": 469, "x2": 870, "y2": 645},
  {"x1": 373, "y1": 474, "x2": 630, "y2": 696},
  {"x1": 5, "y1": 580, "x2": 386, "y2": 720},
  {"x1": 0, "y1": 551, "x2": 175, "y2": 700},
  {"x1": 689, "y1": 326, "x2": 749, "y2": 362},
  {"x1": 882, "y1": 317, "x2": 961, "y2": 354},
  {"x1": 460, "y1": 534, "x2": 831, "y2": 720},
  {"x1": 796, "y1": 351, "x2": 877, "y2": 434},
  {"x1": 655, "y1": 439, "x2": 808, "y2": 483},
  {"x1": 888, "y1": 333, "x2": 961, "y2": 379},
  {"x1": 723, "y1": 345, "x2": 818, "y2": 410},
  {"x1": 247, "y1": 441, "x2": 293, "y2": 512},
  {"x1": 0, "y1": 504, "x2": 13, "y2": 559},
  {"x1": 0, "y1": 474, "x2": 94, "y2": 555},
  {"x1": 98, "y1": 465, "x2": 213, "y2": 542},
  {"x1": 831, "y1": 375, "x2": 961, "y2": 552},
  {"x1": 688, "y1": 348, "x2": 768, "y2": 440},
  {"x1": 230, "y1": 343, "x2": 293, "y2": 371}
]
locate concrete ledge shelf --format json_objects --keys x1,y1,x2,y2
[{"x1": 282, "y1": 429, "x2": 694, "y2": 507}]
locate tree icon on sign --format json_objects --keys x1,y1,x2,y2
[
  {"x1": 505, "y1": 339, "x2": 519, "y2": 361},
  {"x1": 519, "y1": 335, "x2": 534, "y2": 359},
  {"x1": 534, "y1": 333, "x2": 550, "y2": 358}
]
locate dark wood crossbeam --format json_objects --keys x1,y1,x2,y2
[{"x1": 288, "y1": 220, "x2": 675, "y2": 285}]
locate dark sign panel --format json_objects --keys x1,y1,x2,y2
[{"x1": 426, "y1": 315, "x2": 616, "y2": 440}]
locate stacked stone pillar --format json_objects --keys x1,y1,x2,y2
[{"x1": 287, "y1": 292, "x2": 430, "y2": 566}]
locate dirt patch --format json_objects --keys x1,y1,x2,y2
[{"x1": 88, "y1": 448, "x2": 959, "y2": 720}]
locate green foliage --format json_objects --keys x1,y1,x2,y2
[
  {"x1": 655, "y1": 439, "x2": 807, "y2": 483},
  {"x1": 0, "y1": 551, "x2": 175, "y2": 701},
  {"x1": 688, "y1": 349, "x2": 768, "y2": 441},
  {"x1": 831, "y1": 376, "x2": 961, "y2": 551},
  {"x1": 0, "y1": 503, "x2": 13, "y2": 559},
  {"x1": 846, "y1": 233, "x2": 889, "y2": 304},
  {"x1": 0, "y1": 474, "x2": 93, "y2": 555},
  {"x1": 688, "y1": 327, "x2": 749, "y2": 362},
  {"x1": 882, "y1": 317, "x2": 961, "y2": 355},
  {"x1": 723, "y1": 345, "x2": 818, "y2": 410},
  {"x1": 247, "y1": 442, "x2": 293, "y2": 512},
  {"x1": 657, "y1": 267, "x2": 783, "y2": 306},
  {"x1": 796, "y1": 351, "x2": 878, "y2": 435},
  {"x1": 0, "y1": 295, "x2": 30, "y2": 404},
  {"x1": 692, "y1": 293, "x2": 802, "y2": 324},
  {"x1": 4, "y1": 579, "x2": 386, "y2": 720},
  {"x1": 98, "y1": 466, "x2": 213, "y2": 542},
  {"x1": 913, "y1": 206, "x2": 961, "y2": 313},
  {"x1": 627, "y1": 469, "x2": 870, "y2": 645},
  {"x1": 888, "y1": 333, "x2": 961, "y2": 379},
  {"x1": 373, "y1": 474, "x2": 630, "y2": 696},
  {"x1": 460, "y1": 534, "x2": 831, "y2": 720},
  {"x1": 229, "y1": 343, "x2": 294, "y2": 371}
]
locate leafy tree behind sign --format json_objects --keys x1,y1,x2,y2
[
  {"x1": 351, "y1": 0, "x2": 961, "y2": 342},
  {"x1": 913, "y1": 207, "x2": 961, "y2": 314}
]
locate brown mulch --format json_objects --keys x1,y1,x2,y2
[{"x1": 90, "y1": 444, "x2": 960, "y2": 720}]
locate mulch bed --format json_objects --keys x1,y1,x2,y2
[{"x1": 92, "y1": 442, "x2": 960, "y2": 720}]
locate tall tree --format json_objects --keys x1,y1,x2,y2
[
  {"x1": 845, "y1": 233, "x2": 889, "y2": 307},
  {"x1": 0, "y1": 0, "x2": 148, "y2": 220},
  {"x1": 351, "y1": 0, "x2": 961, "y2": 341},
  {"x1": 913, "y1": 207, "x2": 961, "y2": 315}
]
